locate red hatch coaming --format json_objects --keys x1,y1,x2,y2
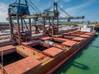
[
  {"x1": 0, "y1": 45, "x2": 16, "y2": 55},
  {"x1": 85, "y1": 32, "x2": 94, "y2": 35},
  {"x1": 53, "y1": 38, "x2": 68, "y2": 42},
  {"x1": 43, "y1": 47, "x2": 63, "y2": 57},
  {"x1": 80, "y1": 34, "x2": 90, "y2": 38},
  {"x1": 4, "y1": 57, "x2": 41, "y2": 74},
  {"x1": 62, "y1": 40, "x2": 77, "y2": 47},
  {"x1": 73, "y1": 37, "x2": 85, "y2": 41},
  {"x1": 0, "y1": 45, "x2": 15, "y2": 51}
]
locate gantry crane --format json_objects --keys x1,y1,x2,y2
[
  {"x1": 8, "y1": 0, "x2": 32, "y2": 45},
  {"x1": 8, "y1": 0, "x2": 60, "y2": 45},
  {"x1": 8, "y1": 0, "x2": 85, "y2": 45},
  {"x1": 49, "y1": 0, "x2": 85, "y2": 22}
]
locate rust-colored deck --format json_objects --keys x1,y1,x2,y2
[
  {"x1": 0, "y1": 31, "x2": 95, "y2": 74},
  {"x1": 0, "y1": 45, "x2": 16, "y2": 55},
  {"x1": 4, "y1": 57, "x2": 41, "y2": 74}
]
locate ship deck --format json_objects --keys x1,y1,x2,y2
[{"x1": 0, "y1": 30, "x2": 95, "y2": 74}]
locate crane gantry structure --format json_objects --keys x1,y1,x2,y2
[{"x1": 8, "y1": 0, "x2": 85, "y2": 45}]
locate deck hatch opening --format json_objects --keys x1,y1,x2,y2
[
  {"x1": 32, "y1": 44, "x2": 48, "y2": 51},
  {"x1": 0, "y1": 52, "x2": 24, "y2": 66}
]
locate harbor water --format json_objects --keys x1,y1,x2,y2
[{"x1": 55, "y1": 34, "x2": 99, "y2": 74}]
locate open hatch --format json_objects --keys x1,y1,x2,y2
[{"x1": 0, "y1": 52, "x2": 24, "y2": 66}]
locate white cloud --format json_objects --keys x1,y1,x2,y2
[
  {"x1": 0, "y1": 3, "x2": 8, "y2": 22},
  {"x1": 65, "y1": 0, "x2": 95, "y2": 15}
]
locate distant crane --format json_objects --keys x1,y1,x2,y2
[
  {"x1": 46, "y1": 0, "x2": 85, "y2": 22},
  {"x1": 59, "y1": 6, "x2": 85, "y2": 22}
]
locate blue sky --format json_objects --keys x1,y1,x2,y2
[{"x1": 0, "y1": 0, "x2": 99, "y2": 22}]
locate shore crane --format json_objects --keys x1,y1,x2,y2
[
  {"x1": 8, "y1": 0, "x2": 32, "y2": 45},
  {"x1": 8, "y1": 0, "x2": 60, "y2": 45},
  {"x1": 8, "y1": 0, "x2": 85, "y2": 45}
]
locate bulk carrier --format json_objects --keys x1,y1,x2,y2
[{"x1": 0, "y1": 0, "x2": 96, "y2": 74}]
